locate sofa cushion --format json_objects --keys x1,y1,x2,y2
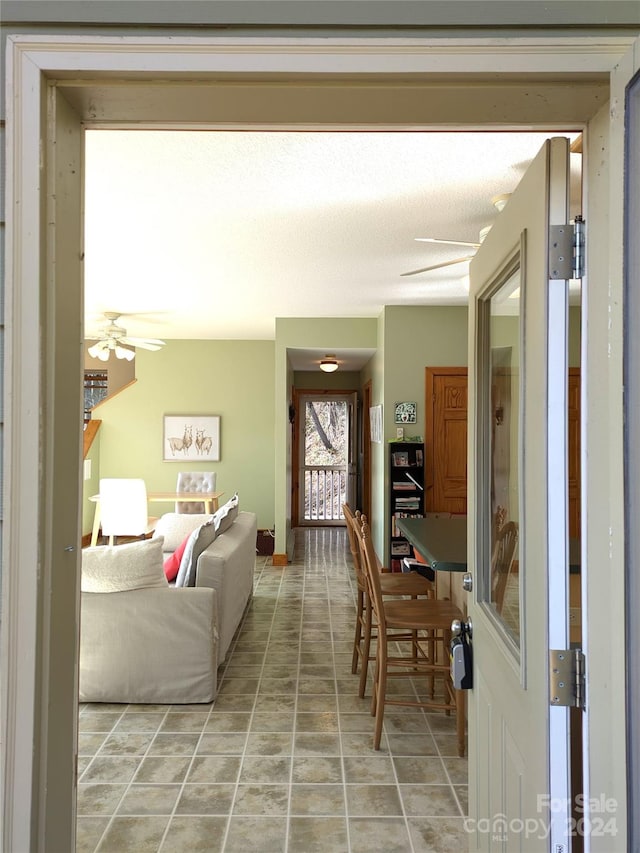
[
  {"x1": 175, "y1": 520, "x2": 217, "y2": 588},
  {"x1": 213, "y1": 492, "x2": 239, "y2": 535},
  {"x1": 153, "y1": 512, "x2": 212, "y2": 553},
  {"x1": 82, "y1": 537, "x2": 168, "y2": 593},
  {"x1": 163, "y1": 533, "x2": 190, "y2": 582}
]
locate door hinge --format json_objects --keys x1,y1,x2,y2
[
  {"x1": 549, "y1": 648, "x2": 585, "y2": 710},
  {"x1": 549, "y1": 216, "x2": 585, "y2": 280}
]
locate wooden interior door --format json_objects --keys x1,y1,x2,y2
[{"x1": 425, "y1": 367, "x2": 468, "y2": 514}]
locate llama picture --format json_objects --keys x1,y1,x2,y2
[{"x1": 163, "y1": 415, "x2": 220, "y2": 461}]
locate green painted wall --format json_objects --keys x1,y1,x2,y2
[
  {"x1": 83, "y1": 340, "x2": 275, "y2": 534},
  {"x1": 294, "y1": 371, "x2": 362, "y2": 391},
  {"x1": 382, "y1": 305, "x2": 469, "y2": 440},
  {"x1": 82, "y1": 431, "x2": 101, "y2": 535},
  {"x1": 381, "y1": 305, "x2": 469, "y2": 560}
]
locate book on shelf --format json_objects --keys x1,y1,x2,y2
[
  {"x1": 393, "y1": 481, "x2": 417, "y2": 490},
  {"x1": 395, "y1": 497, "x2": 420, "y2": 509}
]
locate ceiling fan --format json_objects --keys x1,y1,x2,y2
[
  {"x1": 86, "y1": 312, "x2": 166, "y2": 361},
  {"x1": 400, "y1": 235, "x2": 483, "y2": 278},
  {"x1": 401, "y1": 193, "x2": 511, "y2": 278}
]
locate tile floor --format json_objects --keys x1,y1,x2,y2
[{"x1": 77, "y1": 527, "x2": 468, "y2": 853}]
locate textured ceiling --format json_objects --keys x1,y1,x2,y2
[{"x1": 84, "y1": 129, "x2": 579, "y2": 366}]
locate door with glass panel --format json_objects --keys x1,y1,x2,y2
[
  {"x1": 298, "y1": 392, "x2": 358, "y2": 525},
  {"x1": 467, "y1": 137, "x2": 576, "y2": 851}
]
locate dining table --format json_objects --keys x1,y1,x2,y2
[{"x1": 89, "y1": 490, "x2": 224, "y2": 547}]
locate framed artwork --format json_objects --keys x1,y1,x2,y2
[
  {"x1": 370, "y1": 404, "x2": 383, "y2": 443},
  {"x1": 163, "y1": 414, "x2": 220, "y2": 462},
  {"x1": 394, "y1": 401, "x2": 417, "y2": 424}
]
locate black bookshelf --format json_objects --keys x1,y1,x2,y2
[{"x1": 389, "y1": 441, "x2": 425, "y2": 572}]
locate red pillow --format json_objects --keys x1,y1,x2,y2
[{"x1": 163, "y1": 533, "x2": 190, "y2": 582}]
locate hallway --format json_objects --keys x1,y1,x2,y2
[{"x1": 77, "y1": 527, "x2": 468, "y2": 852}]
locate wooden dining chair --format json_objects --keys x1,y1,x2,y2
[
  {"x1": 99, "y1": 478, "x2": 158, "y2": 546},
  {"x1": 343, "y1": 503, "x2": 434, "y2": 699},
  {"x1": 358, "y1": 515, "x2": 467, "y2": 756}
]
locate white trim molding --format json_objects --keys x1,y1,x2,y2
[{"x1": 2, "y1": 32, "x2": 636, "y2": 853}]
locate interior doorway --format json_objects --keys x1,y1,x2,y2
[
  {"x1": 294, "y1": 391, "x2": 358, "y2": 525},
  {"x1": 5, "y1": 33, "x2": 634, "y2": 853}
]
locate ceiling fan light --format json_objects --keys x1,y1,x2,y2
[
  {"x1": 320, "y1": 355, "x2": 339, "y2": 373},
  {"x1": 96, "y1": 347, "x2": 110, "y2": 362},
  {"x1": 115, "y1": 344, "x2": 135, "y2": 361},
  {"x1": 87, "y1": 342, "x2": 103, "y2": 359}
]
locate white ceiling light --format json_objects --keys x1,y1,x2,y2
[
  {"x1": 114, "y1": 344, "x2": 135, "y2": 361},
  {"x1": 88, "y1": 339, "x2": 136, "y2": 361},
  {"x1": 320, "y1": 355, "x2": 339, "y2": 373},
  {"x1": 88, "y1": 341, "x2": 111, "y2": 361}
]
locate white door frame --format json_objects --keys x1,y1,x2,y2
[{"x1": 3, "y1": 33, "x2": 636, "y2": 852}]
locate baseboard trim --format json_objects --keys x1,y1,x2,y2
[{"x1": 272, "y1": 553, "x2": 288, "y2": 566}]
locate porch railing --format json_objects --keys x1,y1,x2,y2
[{"x1": 304, "y1": 466, "x2": 346, "y2": 521}]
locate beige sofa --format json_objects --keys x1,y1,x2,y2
[
  {"x1": 79, "y1": 507, "x2": 257, "y2": 704},
  {"x1": 155, "y1": 509, "x2": 258, "y2": 663}
]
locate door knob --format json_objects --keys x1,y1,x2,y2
[
  {"x1": 462, "y1": 572, "x2": 473, "y2": 592},
  {"x1": 451, "y1": 617, "x2": 473, "y2": 639}
]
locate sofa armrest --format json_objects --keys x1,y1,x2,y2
[
  {"x1": 79, "y1": 587, "x2": 218, "y2": 704},
  {"x1": 196, "y1": 511, "x2": 257, "y2": 662}
]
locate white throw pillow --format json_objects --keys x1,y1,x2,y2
[
  {"x1": 81, "y1": 537, "x2": 168, "y2": 593},
  {"x1": 175, "y1": 520, "x2": 217, "y2": 588},
  {"x1": 213, "y1": 492, "x2": 239, "y2": 535},
  {"x1": 153, "y1": 512, "x2": 212, "y2": 553}
]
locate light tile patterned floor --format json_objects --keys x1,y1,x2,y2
[{"x1": 77, "y1": 527, "x2": 468, "y2": 853}]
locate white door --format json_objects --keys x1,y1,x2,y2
[{"x1": 467, "y1": 137, "x2": 575, "y2": 852}]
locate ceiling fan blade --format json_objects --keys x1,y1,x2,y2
[
  {"x1": 414, "y1": 237, "x2": 481, "y2": 248},
  {"x1": 121, "y1": 336, "x2": 165, "y2": 351},
  {"x1": 401, "y1": 255, "x2": 475, "y2": 277}
]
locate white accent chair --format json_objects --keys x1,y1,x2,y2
[
  {"x1": 99, "y1": 478, "x2": 158, "y2": 546},
  {"x1": 176, "y1": 471, "x2": 217, "y2": 514}
]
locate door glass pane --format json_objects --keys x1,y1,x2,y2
[
  {"x1": 487, "y1": 268, "x2": 521, "y2": 645},
  {"x1": 302, "y1": 400, "x2": 348, "y2": 522}
]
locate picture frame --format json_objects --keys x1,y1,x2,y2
[
  {"x1": 163, "y1": 414, "x2": 220, "y2": 462},
  {"x1": 394, "y1": 401, "x2": 417, "y2": 424},
  {"x1": 370, "y1": 404, "x2": 383, "y2": 443}
]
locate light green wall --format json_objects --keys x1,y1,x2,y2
[
  {"x1": 360, "y1": 315, "x2": 386, "y2": 555},
  {"x1": 83, "y1": 340, "x2": 275, "y2": 535},
  {"x1": 382, "y1": 305, "x2": 469, "y2": 439},
  {"x1": 381, "y1": 305, "x2": 469, "y2": 560},
  {"x1": 294, "y1": 371, "x2": 361, "y2": 391},
  {"x1": 82, "y1": 432, "x2": 101, "y2": 534},
  {"x1": 357, "y1": 306, "x2": 468, "y2": 558}
]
